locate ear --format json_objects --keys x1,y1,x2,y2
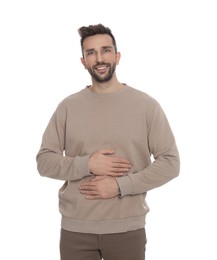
[
  {"x1": 80, "y1": 58, "x2": 87, "y2": 69},
  {"x1": 116, "y1": 52, "x2": 121, "y2": 65}
]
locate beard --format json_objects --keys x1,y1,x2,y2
[{"x1": 87, "y1": 62, "x2": 116, "y2": 83}]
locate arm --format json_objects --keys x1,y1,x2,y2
[
  {"x1": 80, "y1": 103, "x2": 180, "y2": 199},
  {"x1": 36, "y1": 104, "x2": 91, "y2": 181},
  {"x1": 36, "y1": 104, "x2": 131, "y2": 181},
  {"x1": 80, "y1": 103, "x2": 179, "y2": 199},
  {"x1": 117, "y1": 103, "x2": 180, "y2": 196}
]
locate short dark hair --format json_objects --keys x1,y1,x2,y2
[{"x1": 78, "y1": 24, "x2": 117, "y2": 55}]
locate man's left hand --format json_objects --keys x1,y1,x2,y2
[{"x1": 80, "y1": 176, "x2": 119, "y2": 199}]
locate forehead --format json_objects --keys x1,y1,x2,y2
[{"x1": 83, "y1": 34, "x2": 114, "y2": 50}]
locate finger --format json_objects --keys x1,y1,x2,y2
[
  {"x1": 112, "y1": 167, "x2": 131, "y2": 173},
  {"x1": 85, "y1": 195, "x2": 101, "y2": 199},
  {"x1": 81, "y1": 190, "x2": 98, "y2": 195},
  {"x1": 112, "y1": 157, "x2": 131, "y2": 165},
  {"x1": 112, "y1": 162, "x2": 132, "y2": 169},
  {"x1": 80, "y1": 182, "x2": 96, "y2": 189},
  {"x1": 80, "y1": 187, "x2": 96, "y2": 192},
  {"x1": 110, "y1": 165, "x2": 131, "y2": 173}
]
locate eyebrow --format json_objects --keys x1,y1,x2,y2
[
  {"x1": 85, "y1": 46, "x2": 113, "y2": 53},
  {"x1": 102, "y1": 46, "x2": 112, "y2": 49},
  {"x1": 85, "y1": 48, "x2": 95, "y2": 53}
]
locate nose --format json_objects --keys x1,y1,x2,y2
[{"x1": 96, "y1": 52, "x2": 103, "y2": 63}]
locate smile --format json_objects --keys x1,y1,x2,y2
[{"x1": 95, "y1": 65, "x2": 108, "y2": 71}]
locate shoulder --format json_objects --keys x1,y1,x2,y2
[
  {"x1": 57, "y1": 88, "x2": 86, "y2": 109},
  {"x1": 51, "y1": 88, "x2": 87, "y2": 119},
  {"x1": 126, "y1": 85, "x2": 159, "y2": 108}
]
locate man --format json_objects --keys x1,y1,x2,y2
[{"x1": 36, "y1": 24, "x2": 180, "y2": 260}]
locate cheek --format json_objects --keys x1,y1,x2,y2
[{"x1": 84, "y1": 58, "x2": 95, "y2": 68}]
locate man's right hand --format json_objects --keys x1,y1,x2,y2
[{"x1": 88, "y1": 149, "x2": 132, "y2": 177}]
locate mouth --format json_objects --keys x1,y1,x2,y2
[{"x1": 94, "y1": 64, "x2": 109, "y2": 74}]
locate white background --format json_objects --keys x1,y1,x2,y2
[{"x1": 0, "y1": 0, "x2": 217, "y2": 259}]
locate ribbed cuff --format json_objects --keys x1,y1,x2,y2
[
  {"x1": 74, "y1": 155, "x2": 91, "y2": 179},
  {"x1": 116, "y1": 175, "x2": 134, "y2": 197}
]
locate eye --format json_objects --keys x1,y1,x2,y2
[
  {"x1": 103, "y1": 48, "x2": 111, "y2": 53},
  {"x1": 86, "y1": 50, "x2": 96, "y2": 56}
]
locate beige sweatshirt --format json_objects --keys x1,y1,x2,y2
[{"x1": 36, "y1": 85, "x2": 180, "y2": 234}]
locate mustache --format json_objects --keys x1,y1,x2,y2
[{"x1": 94, "y1": 62, "x2": 110, "y2": 67}]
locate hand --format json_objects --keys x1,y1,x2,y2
[
  {"x1": 88, "y1": 149, "x2": 131, "y2": 177},
  {"x1": 80, "y1": 176, "x2": 119, "y2": 199}
]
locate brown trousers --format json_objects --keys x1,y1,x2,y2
[{"x1": 60, "y1": 228, "x2": 146, "y2": 260}]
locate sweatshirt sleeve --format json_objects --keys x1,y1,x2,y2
[
  {"x1": 116, "y1": 102, "x2": 180, "y2": 196},
  {"x1": 36, "y1": 103, "x2": 91, "y2": 181}
]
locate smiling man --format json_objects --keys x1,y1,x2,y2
[{"x1": 36, "y1": 24, "x2": 180, "y2": 260}]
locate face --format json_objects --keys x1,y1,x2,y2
[{"x1": 81, "y1": 34, "x2": 120, "y2": 83}]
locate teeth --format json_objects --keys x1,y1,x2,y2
[{"x1": 96, "y1": 66, "x2": 107, "y2": 70}]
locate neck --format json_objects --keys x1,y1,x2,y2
[{"x1": 90, "y1": 76, "x2": 124, "y2": 94}]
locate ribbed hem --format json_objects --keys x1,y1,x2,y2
[{"x1": 61, "y1": 215, "x2": 146, "y2": 234}]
